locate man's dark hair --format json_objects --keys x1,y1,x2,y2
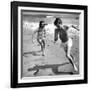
[{"x1": 54, "y1": 18, "x2": 62, "y2": 26}]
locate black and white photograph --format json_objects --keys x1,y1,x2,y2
[
  {"x1": 22, "y1": 10, "x2": 80, "y2": 77},
  {"x1": 11, "y1": 1, "x2": 87, "y2": 88}
]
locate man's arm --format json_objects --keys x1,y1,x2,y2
[
  {"x1": 63, "y1": 25, "x2": 69, "y2": 31},
  {"x1": 54, "y1": 29, "x2": 58, "y2": 44},
  {"x1": 71, "y1": 25, "x2": 79, "y2": 31}
]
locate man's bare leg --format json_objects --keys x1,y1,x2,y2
[{"x1": 65, "y1": 45, "x2": 78, "y2": 72}]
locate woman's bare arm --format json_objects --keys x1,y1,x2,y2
[{"x1": 32, "y1": 29, "x2": 38, "y2": 43}]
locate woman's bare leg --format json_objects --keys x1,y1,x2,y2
[
  {"x1": 37, "y1": 39, "x2": 43, "y2": 52},
  {"x1": 42, "y1": 40, "x2": 45, "y2": 56},
  {"x1": 37, "y1": 39, "x2": 45, "y2": 56}
]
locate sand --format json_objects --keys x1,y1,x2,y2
[{"x1": 22, "y1": 28, "x2": 79, "y2": 77}]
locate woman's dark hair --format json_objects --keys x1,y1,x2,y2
[
  {"x1": 54, "y1": 18, "x2": 62, "y2": 26},
  {"x1": 39, "y1": 21, "x2": 45, "y2": 27}
]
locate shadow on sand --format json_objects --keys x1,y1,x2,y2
[
  {"x1": 28, "y1": 62, "x2": 75, "y2": 75},
  {"x1": 23, "y1": 50, "x2": 42, "y2": 57}
]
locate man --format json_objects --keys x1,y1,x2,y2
[
  {"x1": 32, "y1": 21, "x2": 47, "y2": 56},
  {"x1": 54, "y1": 18, "x2": 78, "y2": 72}
]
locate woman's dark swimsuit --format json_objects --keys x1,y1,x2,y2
[{"x1": 37, "y1": 28, "x2": 46, "y2": 40}]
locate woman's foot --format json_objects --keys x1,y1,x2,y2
[{"x1": 42, "y1": 51, "x2": 45, "y2": 56}]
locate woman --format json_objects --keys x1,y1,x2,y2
[{"x1": 32, "y1": 21, "x2": 47, "y2": 56}]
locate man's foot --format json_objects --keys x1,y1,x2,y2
[{"x1": 74, "y1": 65, "x2": 78, "y2": 72}]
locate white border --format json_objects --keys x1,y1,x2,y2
[{"x1": 18, "y1": 6, "x2": 84, "y2": 83}]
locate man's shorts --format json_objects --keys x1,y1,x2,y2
[{"x1": 61, "y1": 38, "x2": 73, "y2": 49}]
